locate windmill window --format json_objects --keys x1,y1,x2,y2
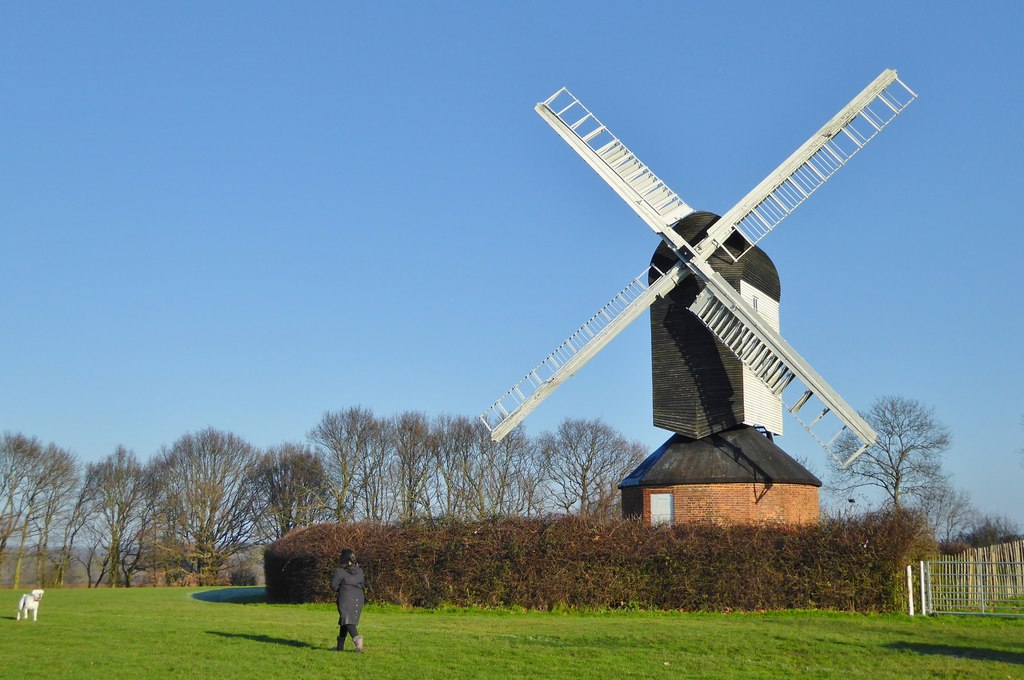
[
  {"x1": 650, "y1": 493, "x2": 674, "y2": 527},
  {"x1": 753, "y1": 297, "x2": 760, "y2": 313}
]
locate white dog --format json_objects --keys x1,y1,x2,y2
[{"x1": 16, "y1": 589, "x2": 44, "y2": 621}]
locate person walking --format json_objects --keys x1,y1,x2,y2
[{"x1": 330, "y1": 548, "x2": 365, "y2": 652}]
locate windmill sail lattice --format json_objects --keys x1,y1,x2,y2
[
  {"x1": 480, "y1": 70, "x2": 916, "y2": 468},
  {"x1": 534, "y1": 89, "x2": 694, "y2": 235},
  {"x1": 695, "y1": 70, "x2": 917, "y2": 260},
  {"x1": 480, "y1": 261, "x2": 687, "y2": 442},
  {"x1": 687, "y1": 281, "x2": 874, "y2": 467}
]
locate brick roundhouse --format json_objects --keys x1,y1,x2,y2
[{"x1": 619, "y1": 425, "x2": 821, "y2": 526}]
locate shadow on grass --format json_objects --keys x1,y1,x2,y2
[
  {"x1": 887, "y1": 642, "x2": 1024, "y2": 665},
  {"x1": 191, "y1": 587, "x2": 267, "y2": 604},
  {"x1": 207, "y1": 631, "x2": 324, "y2": 650}
]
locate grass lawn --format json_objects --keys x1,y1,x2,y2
[{"x1": 1, "y1": 587, "x2": 1022, "y2": 679}]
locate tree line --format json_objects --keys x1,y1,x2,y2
[
  {"x1": 0, "y1": 410, "x2": 645, "y2": 588},
  {"x1": 1, "y1": 395, "x2": 1015, "y2": 588}
]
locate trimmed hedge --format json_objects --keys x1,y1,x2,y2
[{"x1": 264, "y1": 513, "x2": 928, "y2": 612}]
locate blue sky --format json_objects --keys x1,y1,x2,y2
[{"x1": 2, "y1": 1, "x2": 1022, "y2": 523}]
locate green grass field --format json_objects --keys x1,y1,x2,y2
[{"x1": 1, "y1": 587, "x2": 1022, "y2": 678}]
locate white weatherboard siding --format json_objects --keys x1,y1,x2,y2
[{"x1": 739, "y1": 280, "x2": 783, "y2": 435}]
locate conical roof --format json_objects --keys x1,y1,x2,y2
[{"x1": 619, "y1": 425, "x2": 821, "y2": 488}]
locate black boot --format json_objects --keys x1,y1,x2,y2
[{"x1": 336, "y1": 635, "x2": 345, "y2": 652}]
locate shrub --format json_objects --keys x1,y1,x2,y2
[
  {"x1": 264, "y1": 512, "x2": 927, "y2": 613},
  {"x1": 229, "y1": 566, "x2": 259, "y2": 586}
]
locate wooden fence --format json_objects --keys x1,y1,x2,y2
[
  {"x1": 949, "y1": 539, "x2": 1024, "y2": 565},
  {"x1": 924, "y1": 539, "x2": 1024, "y2": 616}
]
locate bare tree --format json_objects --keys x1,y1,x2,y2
[
  {"x1": 540, "y1": 418, "x2": 645, "y2": 517},
  {"x1": 9, "y1": 440, "x2": 60, "y2": 588},
  {"x1": 0, "y1": 434, "x2": 84, "y2": 587},
  {"x1": 309, "y1": 406, "x2": 377, "y2": 523},
  {"x1": 51, "y1": 482, "x2": 90, "y2": 587},
  {"x1": 252, "y1": 443, "x2": 329, "y2": 541},
  {"x1": 915, "y1": 477, "x2": 977, "y2": 543},
  {"x1": 430, "y1": 414, "x2": 479, "y2": 519},
  {"x1": 473, "y1": 424, "x2": 544, "y2": 518},
  {"x1": 517, "y1": 435, "x2": 552, "y2": 518},
  {"x1": 74, "y1": 520, "x2": 110, "y2": 588},
  {"x1": 30, "y1": 444, "x2": 79, "y2": 586},
  {"x1": 392, "y1": 411, "x2": 433, "y2": 520},
  {"x1": 0, "y1": 433, "x2": 42, "y2": 578},
  {"x1": 832, "y1": 395, "x2": 951, "y2": 512},
  {"x1": 151, "y1": 428, "x2": 261, "y2": 584},
  {"x1": 354, "y1": 416, "x2": 396, "y2": 522},
  {"x1": 960, "y1": 514, "x2": 1021, "y2": 548},
  {"x1": 81, "y1": 446, "x2": 154, "y2": 587}
]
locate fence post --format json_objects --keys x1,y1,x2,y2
[
  {"x1": 919, "y1": 561, "x2": 927, "y2": 615},
  {"x1": 907, "y1": 564, "x2": 915, "y2": 616},
  {"x1": 980, "y1": 567, "x2": 986, "y2": 614}
]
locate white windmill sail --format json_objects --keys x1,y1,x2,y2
[
  {"x1": 481, "y1": 71, "x2": 916, "y2": 468},
  {"x1": 480, "y1": 261, "x2": 689, "y2": 442},
  {"x1": 694, "y1": 70, "x2": 917, "y2": 260},
  {"x1": 482, "y1": 92, "x2": 699, "y2": 441},
  {"x1": 685, "y1": 273, "x2": 876, "y2": 468},
  {"x1": 534, "y1": 88, "x2": 694, "y2": 237}
]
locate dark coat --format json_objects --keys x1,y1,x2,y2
[{"x1": 330, "y1": 565, "x2": 365, "y2": 626}]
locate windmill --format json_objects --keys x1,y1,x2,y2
[{"x1": 480, "y1": 70, "x2": 916, "y2": 517}]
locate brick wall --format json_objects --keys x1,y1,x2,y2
[{"x1": 623, "y1": 483, "x2": 819, "y2": 526}]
